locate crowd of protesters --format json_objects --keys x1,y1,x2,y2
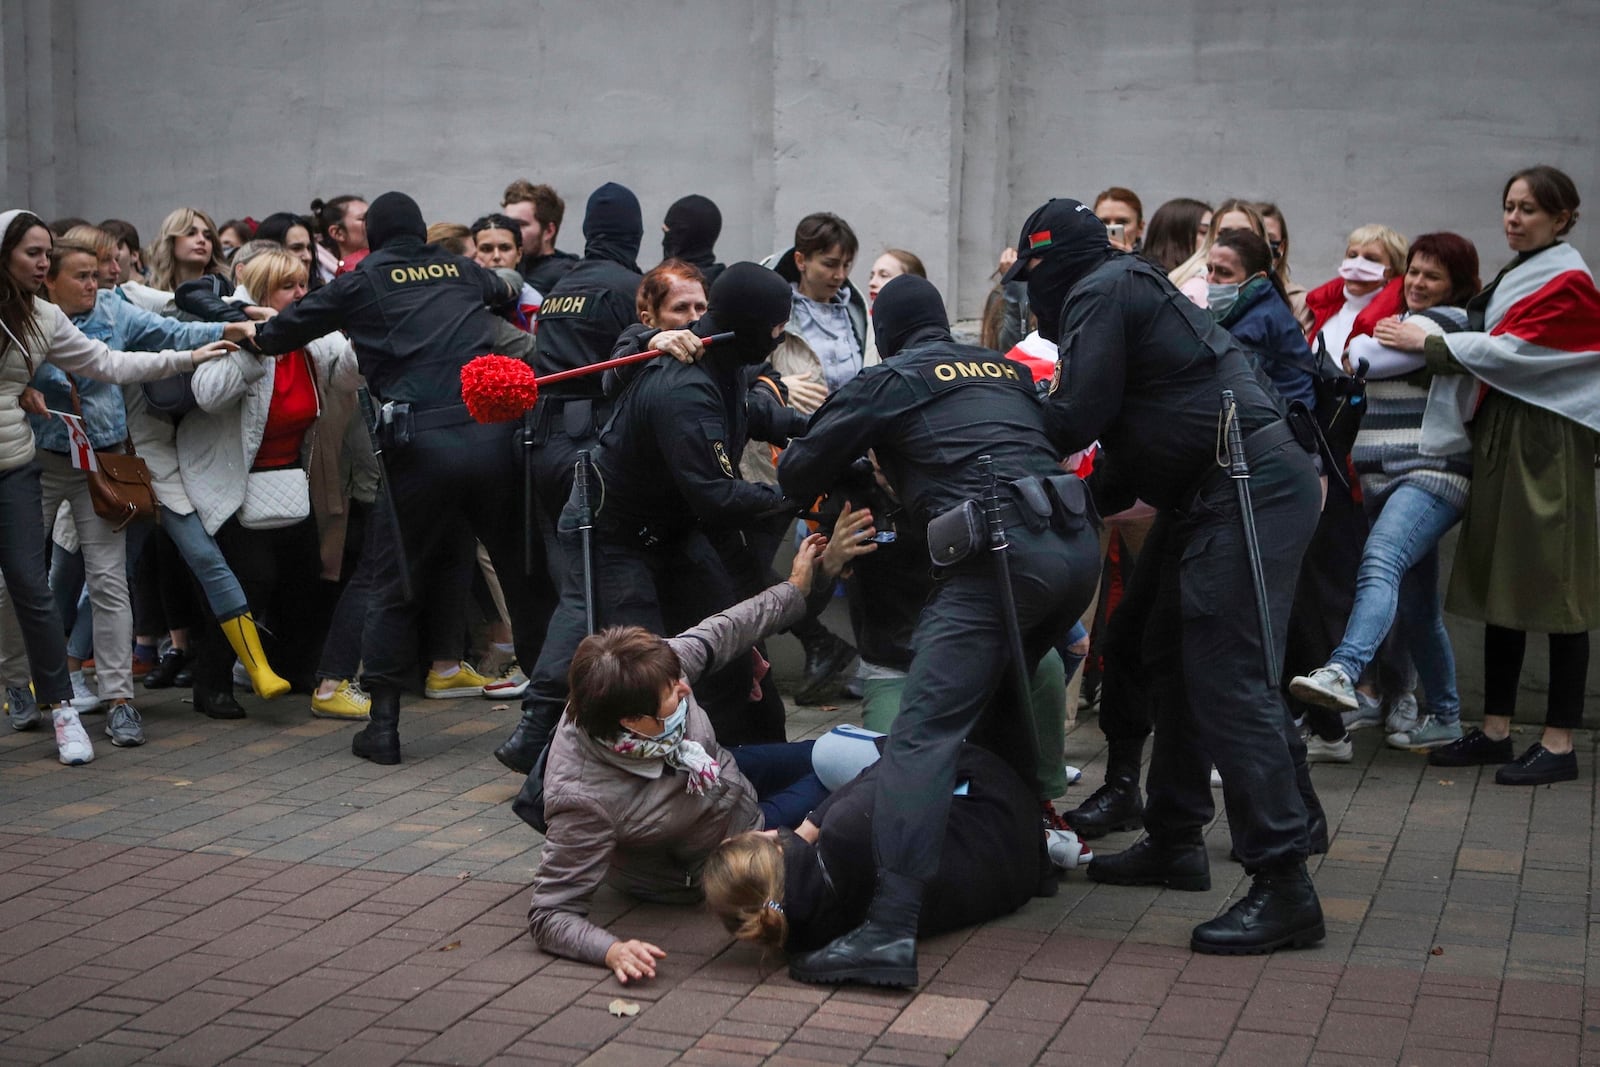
[{"x1": 1, "y1": 163, "x2": 1595, "y2": 985}]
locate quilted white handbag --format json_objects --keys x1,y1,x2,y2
[{"x1": 238, "y1": 468, "x2": 310, "y2": 530}]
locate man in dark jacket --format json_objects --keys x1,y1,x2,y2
[
  {"x1": 1010, "y1": 198, "x2": 1327, "y2": 955},
  {"x1": 253, "y1": 190, "x2": 557, "y2": 766},
  {"x1": 776, "y1": 275, "x2": 1100, "y2": 987},
  {"x1": 494, "y1": 264, "x2": 798, "y2": 770}
]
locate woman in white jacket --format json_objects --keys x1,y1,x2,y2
[
  {"x1": 0, "y1": 209, "x2": 233, "y2": 765},
  {"x1": 176, "y1": 249, "x2": 358, "y2": 719}
]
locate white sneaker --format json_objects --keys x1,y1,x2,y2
[
  {"x1": 1046, "y1": 828, "x2": 1093, "y2": 869},
  {"x1": 1063, "y1": 764, "x2": 1083, "y2": 786},
  {"x1": 53, "y1": 707, "x2": 95, "y2": 766},
  {"x1": 232, "y1": 660, "x2": 252, "y2": 690},
  {"x1": 1288, "y1": 664, "x2": 1357, "y2": 711},
  {"x1": 69, "y1": 670, "x2": 103, "y2": 714},
  {"x1": 1305, "y1": 733, "x2": 1354, "y2": 763},
  {"x1": 1210, "y1": 767, "x2": 1223, "y2": 787},
  {"x1": 1385, "y1": 692, "x2": 1420, "y2": 735}
]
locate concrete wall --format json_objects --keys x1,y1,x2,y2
[{"x1": 4, "y1": 0, "x2": 1598, "y2": 318}]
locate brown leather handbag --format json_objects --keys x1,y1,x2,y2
[{"x1": 69, "y1": 378, "x2": 159, "y2": 532}]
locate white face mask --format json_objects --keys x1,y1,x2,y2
[{"x1": 1338, "y1": 256, "x2": 1389, "y2": 284}]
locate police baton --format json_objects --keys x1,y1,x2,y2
[
  {"x1": 522, "y1": 409, "x2": 537, "y2": 576},
  {"x1": 574, "y1": 449, "x2": 598, "y2": 636},
  {"x1": 1220, "y1": 390, "x2": 1278, "y2": 688},
  {"x1": 980, "y1": 454, "x2": 1042, "y2": 778},
  {"x1": 356, "y1": 386, "x2": 414, "y2": 604}
]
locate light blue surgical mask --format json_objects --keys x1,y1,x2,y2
[
  {"x1": 657, "y1": 697, "x2": 688, "y2": 737},
  {"x1": 1207, "y1": 282, "x2": 1241, "y2": 318}
]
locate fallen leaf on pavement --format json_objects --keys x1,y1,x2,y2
[
  {"x1": 608, "y1": 998, "x2": 640, "y2": 1017},
  {"x1": 438, "y1": 941, "x2": 461, "y2": 952}
]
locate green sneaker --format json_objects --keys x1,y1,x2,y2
[{"x1": 1387, "y1": 715, "x2": 1462, "y2": 751}]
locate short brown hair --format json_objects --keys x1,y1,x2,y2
[
  {"x1": 1503, "y1": 165, "x2": 1581, "y2": 236},
  {"x1": 880, "y1": 248, "x2": 926, "y2": 278},
  {"x1": 567, "y1": 626, "x2": 681, "y2": 739},
  {"x1": 47, "y1": 239, "x2": 99, "y2": 279},
  {"x1": 1094, "y1": 186, "x2": 1144, "y2": 223},
  {"x1": 636, "y1": 259, "x2": 707, "y2": 320},
  {"x1": 794, "y1": 212, "x2": 858, "y2": 260},
  {"x1": 503, "y1": 180, "x2": 566, "y2": 229},
  {"x1": 426, "y1": 222, "x2": 473, "y2": 256}
]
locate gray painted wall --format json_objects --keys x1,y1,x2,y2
[{"x1": 4, "y1": 0, "x2": 1598, "y2": 317}]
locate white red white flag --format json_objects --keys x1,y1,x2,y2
[{"x1": 49, "y1": 410, "x2": 98, "y2": 472}]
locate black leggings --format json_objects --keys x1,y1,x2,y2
[{"x1": 1484, "y1": 624, "x2": 1590, "y2": 729}]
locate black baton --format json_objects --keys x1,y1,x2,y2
[
  {"x1": 980, "y1": 455, "x2": 1042, "y2": 776},
  {"x1": 1220, "y1": 390, "x2": 1278, "y2": 688},
  {"x1": 356, "y1": 386, "x2": 414, "y2": 604},
  {"x1": 574, "y1": 449, "x2": 598, "y2": 636},
  {"x1": 522, "y1": 408, "x2": 537, "y2": 576}
]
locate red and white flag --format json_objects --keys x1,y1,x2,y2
[
  {"x1": 1422, "y1": 243, "x2": 1600, "y2": 455},
  {"x1": 49, "y1": 410, "x2": 98, "y2": 472}
]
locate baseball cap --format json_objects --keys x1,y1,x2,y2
[{"x1": 1000, "y1": 198, "x2": 1103, "y2": 283}]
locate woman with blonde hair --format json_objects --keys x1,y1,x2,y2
[
  {"x1": 1168, "y1": 198, "x2": 1267, "y2": 306},
  {"x1": 1303, "y1": 223, "x2": 1409, "y2": 359},
  {"x1": 145, "y1": 207, "x2": 231, "y2": 295},
  {"x1": 175, "y1": 247, "x2": 358, "y2": 719},
  {"x1": 705, "y1": 742, "x2": 1078, "y2": 956}
]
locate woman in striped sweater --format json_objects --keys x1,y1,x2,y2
[{"x1": 1289, "y1": 233, "x2": 1481, "y2": 752}]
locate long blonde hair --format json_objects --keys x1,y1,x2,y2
[
  {"x1": 147, "y1": 207, "x2": 229, "y2": 290},
  {"x1": 703, "y1": 831, "x2": 788, "y2": 949},
  {"x1": 1169, "y1": 198, "x2": 1267, "y2": 289}
]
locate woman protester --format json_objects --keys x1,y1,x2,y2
[
  {"x1": 255, "y1": 212, "x2": 327, "y2": 289},
  {"x1": 177, "y1": 248, "x2": 358, "y2": 718},
  {"x1": 0, "y1": 210, "x2": 234, "y2": 763},
  {"x1": 1304, "y1": 224, "x2": 1409, "y2": 360},
  {"x1": 1139, "y1": 197, "x2": 1212, "y2": 273},
  {"x1": 1208, "y1": 229, "x2": 1316, "y2": 409},
  {"x1": 310, "y1": 195, "x2": 368, "y2": 278},
  {"x1": 1254, "y1": 202, "x2": 1313, "y2": 331},
  {"x1": 1168, "y1": 198, "x2": 1265, "y2": 306},
  {"x1": 706, "y1": 741, "x2": 1084, "y2": 959},
  {"x1": 1368, "y1": 166, "x2": 1599, "y2": 785},
  {"x1": 527, "y1": 530, "x2": 870, "y2": 984},
  {"x1": 866, "y1": 249, "x2": 926, "y2": 307},
  {"x1": 1290, "y1": 234, "x2": 1481, "y2": 753}
]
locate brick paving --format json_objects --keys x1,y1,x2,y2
[{"x1": 2, "y1": 669, "x2": 1597, "y2": 1065}]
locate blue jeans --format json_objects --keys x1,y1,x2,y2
[
  {"x1": 160, "y1": 507, "x2": 249, "y2": 620},
  {"x1": 1328, "y1": 484, "x2": 1462, "y2": 724},
  {"x1": 728, "y1": 740, "x2": 829, "y2": 830}
]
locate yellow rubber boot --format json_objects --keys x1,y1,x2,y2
[{"x1": 219, "y1": 613, "x2": 292, "y2": 700}]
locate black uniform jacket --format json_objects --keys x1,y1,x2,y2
[
  {"x1": 1043, "y1": 255, "x2": 1285, "y2": 511},
  {"x1": 532, "y1": 258, "x2": 641, "y2": 398},
  {"x1": 253, "y1": 238, "x2": 512, "y2": 408},
  {"x1": 777, "y1": 329, "x2": 1064, "y2": 527},
  {"x1": 591, "y1": 350, "x2": 783, "y2": 538}
]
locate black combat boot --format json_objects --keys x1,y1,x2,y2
[
  {"x1": 789, "y1": 871, "x2": 921, "y2": 988},
  {"x1": 794, "y1": 625, "x2": 857, "y2": 706},
  {"x1": 493, "y1": 703, "x2": 561, "y2": 775},
  {"x1": 1066, "y1": 738, "x2": 1144, "y2": 838},
  {"x1": 1191, "y1": 861, "x2": 1324, "y2": 955},
  {"x1": 1087, "y1": 834, "x2": 1210, "y2": 891},
  {"x1": 193, "y1": 683, "x2": 245, "y2": 720},
  {"x1": 352, "y1": 687, "x2": 401, "y2": 765}
]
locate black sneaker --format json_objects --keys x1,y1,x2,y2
[
  {"x1": 143, "y1": 648, "x2": 191, "y2": 690},
  {"x1": 1494, "y1": 743, "x2": 1578, "y2": 786},
  {"x1": 1427, "y1": 727, "x2": 1514, "y2": 767}
]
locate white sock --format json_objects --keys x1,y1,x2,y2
[
  {"x1": 435, "y1": 664, "x2": 460, "y2": 678},
  {"x1": 492, "y1": 642, "x2": 514, "y2": 654}
]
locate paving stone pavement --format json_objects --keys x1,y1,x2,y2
[{"x1": 1, "y1": 676, "x2": 1597, "y2": 1066}]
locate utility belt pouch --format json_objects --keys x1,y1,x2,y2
[
  {"x1": 378, "y1": 402, "x2": 413, "y2": 451},
  {"x1": 1286, "y1": 402, "x2": 1335, "y2": 484},
  {"x1": 1044, "y1": 472, "x2": 1098, "y2": 532},
  {"x1": 1007, "y1": 477, "x2": 1054, "y2": 533},
  {"x1": 927, "y1": 499, "x2": 983, "y2": 568},
  {"x1": 562, "y1": 398, "x2": 594, "y2": 439}
]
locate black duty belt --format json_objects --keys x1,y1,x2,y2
[{"x1": 410, "y1": 404, "x2": 474, "y2": 432}]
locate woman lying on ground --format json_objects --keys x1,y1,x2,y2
[{"x1": 526, "y1": 517, "x2": 874, "y2": 983}]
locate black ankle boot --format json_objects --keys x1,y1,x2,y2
[
  {"x1": 1087, "y1": 834, "x2": 1210, "y2": 891},
  {"x1": 494, "y1": 705, "x2": 560, "y2": 775},
  {"x1": 1066, "y1": 776, "x2": 1143, "y2": 838},
  {"x1": 353, "y1": 688, "x2": 401, "y2": 765},
  {"x1": 789, "y1": 871, "x2": 921, "y2": 987},
  {"x1": 794, "y1": 629, "x2": 857, "y2": 706},
  {"x1": 194, "y1": 684, "x2": 245, "y2": 720},
  {"x1": 1191, "y1": 861, "x2": 1324, "y2": 955}
]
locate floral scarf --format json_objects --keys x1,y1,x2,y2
[{"x1": 609, "y1": 715, "x2": 722, "y2": 796}]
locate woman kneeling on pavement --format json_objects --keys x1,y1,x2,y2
[{"x1": 526, "y1": 525, "x2": 872, "y2": 984}]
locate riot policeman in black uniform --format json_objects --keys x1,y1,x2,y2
[
  {"x1": 494, "y1": 263, "x2": 798, "y2": 770},
  {"x1": 1009, "y1": 198, "x2": 1326, "y2": 955},
  {"x1": 776, "y1": 275, "x2": 1100, "y2": 987},
  {"x1": 252, "y1": 191, "x2": 557, "y2": 765}
]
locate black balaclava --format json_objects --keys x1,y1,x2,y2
[
  {"x1": 699, "y1": 261, "x2": 792, "y2": 364},
  {"x1": 364, "y1": 191, "x2": 426, "y2": 251},
  {"x1": 662, "y1": 194, "x2": 722, "y2": 268},
  {"x1": 1013, "y1": 199, "x2": 1116, "y2": 343},
  {"x1": 871, "y1": 274, "x2": 952, "y2": 359},
  {"x1": 581, "y1": 182, "x2": 643, "y2": 272}
]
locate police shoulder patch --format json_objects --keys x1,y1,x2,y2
[
  {"x1": 919, "y1": 357, "x2": 1029, "y2": 391},
  {"x1": 713, "y1": 440, "x2": 735, "y2": 478},
  {"x1": 538, "y1": 293, "x2": 593, "y2": 318}
]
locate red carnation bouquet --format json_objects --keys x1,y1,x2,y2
[{"x1": 460, "y1": 354, "x2": 539, "y2": 423}]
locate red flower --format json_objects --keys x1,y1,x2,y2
[{"x1": 460, "y1": 354, "x2": 539, "y2": 423}]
